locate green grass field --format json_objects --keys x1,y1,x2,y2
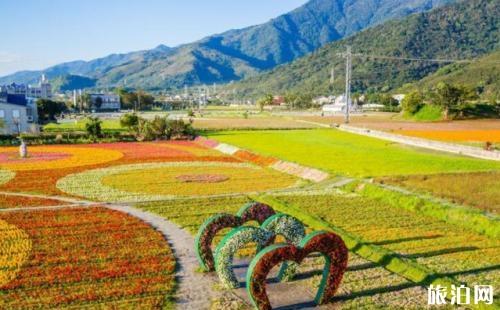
[
  {"x1": 209, "y1": 129, "x2": 500, "y2": 177},
  {"x1": 44, "y1": 119, "x2": 123, "y2": 131}
]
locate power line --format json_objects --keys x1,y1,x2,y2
[{"x1": 350, "y1": 53, "x2": 500, "y2": 64}]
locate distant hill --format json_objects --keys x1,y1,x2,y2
[
  {"x1": 0, "y1": 0, "x2": 455, "y2": 90},
  {"x1": 225, "y1": 0, "x2": 499, "y2": 98},
  {"x1": 399, "y1": 50, "x2": 500, "y2": 98},
  {"x1": 51, "y1": 75, "x2": 97, "y2": 92}
]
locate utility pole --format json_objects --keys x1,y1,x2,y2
[{"x1": 344, "y1": 46, "x2": 352, "y2": 124}]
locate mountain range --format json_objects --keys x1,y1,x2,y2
[
  {"x1": 0, "y1": 0, "x2": 456, "y2": 90},
  {"x1": 226, "y1": 0, "x2": 499, "y2": 98}
]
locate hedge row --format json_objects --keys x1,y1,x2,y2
[{"x1": 0, "y1": 132, "x2": 137, "y2": 146}]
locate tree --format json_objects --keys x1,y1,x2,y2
[
  {"x1": 257, "y1": 94, "x2": 274, "y2": 112},
  {"x1": 431, "y1": 82, "x2": 477, "y2": 120},
  {"x1": 401, "y1": 91, "x2": 424, "y2": 115},
  {"x1": 85, "y1": 116, "x2": 102, "y2": 140},
  {"x1": 36, "y1": 99, "x2": 67, "y2": 123},
  {"x1": 119, "y1": 113, "x2": 139, "y2": 134},
  {"x1": 151, "y1": 116, "x2": 168, "y2": 138},
  {"x1": 284, "y1": 92, "x2": 313, "y2": 110},
  {"x1": 377, "y1": 94, "x2": 399, "y2": 111}
]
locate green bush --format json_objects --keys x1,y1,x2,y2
[{"x1": 411, "y1": 104, "x2": 442, "y2": 121}]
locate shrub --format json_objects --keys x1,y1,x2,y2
[
  {"x1": 401, "y1": 91, "x2": 424, "y2": 115},
  {"x1": 84, "y1": 117, "x2": 102, "y2": 140}
]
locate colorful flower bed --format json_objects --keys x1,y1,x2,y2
[
  {"x1": 0, "y1": 207, "x2": 176, "y2": 308},
  {"x1": 0, "y1": 219, "x2": 31, "y2": 287},
  {"x1": 0, "y1": 142, "x2": 237, "y2": 197},
  {"x1": 0, "y1": 146, "x2": 123, "y2": 171},
  {"x1": 57, "y1": 162, "x2": 299, "y2": 202},
  {"x1": 234, "y1": 150, "x2": 278, "y2": 166}
]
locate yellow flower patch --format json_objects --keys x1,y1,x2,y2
[
  {"x1": 0, "y1": 146, "x2": 123, "y2": 171},
  {"x1": 0, "y1": 219, "x2": 31, "y2": 288}
]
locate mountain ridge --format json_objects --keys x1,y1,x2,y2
[
  {"x1": 0, "y1": 0, "x2": 456, "y2": 90},
  {"x1": 224, "y1": 0, "x2": 498, "y2": 98}
]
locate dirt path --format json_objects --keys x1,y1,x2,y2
[{"x1": 105, "y1": 204, "x2": 222, "y2": 310}]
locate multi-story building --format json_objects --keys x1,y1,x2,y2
[
  {"x1": 0, "y1": 75, "x2": 52, "y2": 99},
  {"x1": 0, "y1": 93, "x2": 38, "y2": 134},
  {"x1": 89, "y1": 93, "x2": 121, "y2": 111}
]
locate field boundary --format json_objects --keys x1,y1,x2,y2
[
  {"x1": 338, "y1": 125, "x2": 500, "y2": 161},
  {"x1": 195, "y1": 136, "x2": 329, "y2": 182}
]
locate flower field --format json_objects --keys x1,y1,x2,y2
[
  {"x1": 208, "y1": 129, "x2": 500, "y2": 177},
  {"x1": 0, "y1": 219, "x2": 31, "y2": 288},
  {"x1": 274, "y1": 193, "x2": 500, "y2": 288},
  {"x1": 0, "y1": 131, "x2": 498, "y2": 308},
  {"x1": 0, "y1": 146, "x2": 123, "y2": 171},
  {"x1": 0, "y1": 207, "x2": 176, "y2": 308},
  {"x1": 57, "y1": 162, "x2": 299, "y2": 202},
  {"x1": 0, "y1": 194, "x2": 66, "y2": 209},
  {"x1": 378, "y1": 171, "x2": 500, "y2": 214},
  {"x1": 137, "y1": 196, "x2": 430, "y2": 308},
  {"x1": 0, "y1": 141, "x2": 238, "y2": 197}
]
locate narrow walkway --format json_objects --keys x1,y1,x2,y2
[{"x1": 105, "y1": 204, "x2": 222, "y2": 310}]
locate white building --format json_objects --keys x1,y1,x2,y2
[
  {"x1": 89, "y1": 93, "x2": 121, "y2": 111},
  {"x1": 322, "y1": 95, "x2": 359, "y2": 113},
  {"x1": 0, "y1": 94, "x2": 38, "y2": 134},
  {"x1": 313, "y1": 96, "x2": 335, "y2": 106},
  {"x1": 0, "y1": 75, "x2": 52, "y2": 100}
]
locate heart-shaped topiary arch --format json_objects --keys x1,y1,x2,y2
[
  {"x1": 214, "y1": 226, "x2": 275, "y2": 289},
  {"x1": 246, "y1": 231, "x2": 348, "y2": 310},
  {"x1": 195, "y1": 202, "x2": 276, "y2": 271},
  {"x1": 260, "y1": 213, "x2": 306, "y2": 281}
]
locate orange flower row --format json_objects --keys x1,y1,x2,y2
[
  {"x1": 395, "y1": 129, "x2": 500, "y2": 142},
  {"x1": 0, "y1": 207, "x2": 176, "y2": 308},
  {"x1": 0, "y1": 194, "x2": 65, "y2": 209}
]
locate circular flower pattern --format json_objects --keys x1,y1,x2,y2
[
  {"x1": 0, "y1": 219, "x2": 31, "y2": 287},
  {"x1": 0, "y1": 146, "x2": 123, "y2": 171},
  {"x1": 57, "y1": 162, "x2": 299, "y2": 202}
]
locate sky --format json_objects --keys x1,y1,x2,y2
[{"x1": 0, "y1": 0, "x2": 307, "y2": 76}]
